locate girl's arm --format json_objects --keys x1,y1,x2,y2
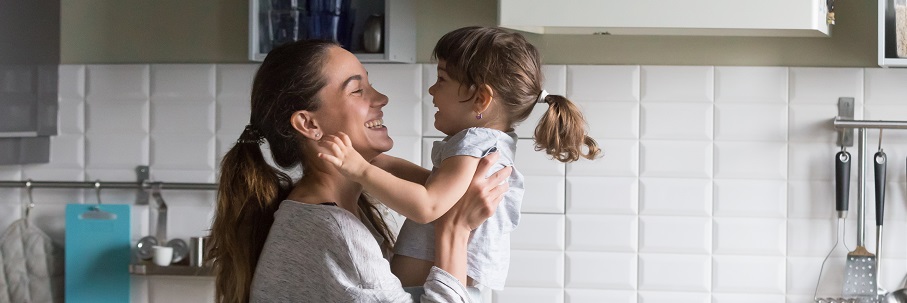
[
  {"x1": 370, "y1": 154, "x2": 431, "y2": 184},
  {"x1": 319, "y1": 132, "x2": 480, "y2": 224}
]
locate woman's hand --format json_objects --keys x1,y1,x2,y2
[
  {"x1": 317, "y1": 132, "x2": 370, "y2": 179},
  {"x1": 436, "y1": 151, "x2": 512, "y2": 232},
  {"x1": 432, "y1": 151, "x2": 511, "y2": 285}
]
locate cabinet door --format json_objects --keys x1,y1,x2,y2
[
  {"x1": 499, "y1": 0, "x2": 830, "y2": 37},
  {"x1": 249, "y1": 0, "x2": 415, "y2": 63}
]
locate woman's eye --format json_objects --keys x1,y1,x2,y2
[{"x1": 352, "y1": 89, "x2": 364, "y2": 95}]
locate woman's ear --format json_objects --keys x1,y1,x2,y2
[
  {"x1": 473, "y1": 84, "x2": 494, "y2": 114},
  {"x1": 289, "y1": 110, "x2": 323, "y2": 141}
]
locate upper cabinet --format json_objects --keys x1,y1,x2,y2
[
  {"x1": 249, "y1": 0, "x2": 415, "y2": 63},
  {"x1": 498, "y1": 0, "x2": 831, "y2": 37},
  {"x1": 879, "y1": 0, "x2": 907, "y2": 67}
]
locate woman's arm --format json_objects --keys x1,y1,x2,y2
[
  {"x1": 319, "y1": 132, "x2": 480, "y2": 224},
  {"x1": 431, "y1": 154, "x2": 510, "y2": 284}
]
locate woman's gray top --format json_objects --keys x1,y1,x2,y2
[{"x1": 249, "y1": 200, "x2": 472, "y2": 303}]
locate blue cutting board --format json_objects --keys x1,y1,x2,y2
[{"x1": 65, "y1": 204, "x2": 131, "y2": 303}]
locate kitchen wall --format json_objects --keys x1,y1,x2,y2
[
  {"x1": 61, "y1": 0, "x2": 877, "y2": 66},
  {"x1": 0, "y1": 63, "x2": 905, "y2": 302}
]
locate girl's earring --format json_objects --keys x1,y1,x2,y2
[
  {"x1": 475, "y1": 113, "x2": 483, "y2": 120},
  {"x1": 315, "y1": 132, "x2": 321, "y2": 139}
]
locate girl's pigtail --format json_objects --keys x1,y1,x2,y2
[{"x1": 533, "y1": 94, "x2": 602, "y2": 163}]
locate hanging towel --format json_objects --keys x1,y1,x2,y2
[{"x1": 0, "y1": 218, "x2": 64, "y2": 303}]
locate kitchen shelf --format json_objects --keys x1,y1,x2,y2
[
  {"x1": 878, "y1": 0, "x2": 907, "y2": 67},
  {"x1": 129, "y1": 263, "x2": 214, "y2": 277},
  {"x1": 248, "y1": 0, "x2": 415, "y2": 63}
]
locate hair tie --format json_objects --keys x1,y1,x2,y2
[
  {"x1": 236, "y1": 124, "x2": 265, "y2": 145},
  {"x1": 537, "y1": 90, "x2": 550, "y2": 104}
]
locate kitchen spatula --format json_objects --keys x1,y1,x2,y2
[{"x1": 841, "y1": 150, "x2": 882, "y2": 300}]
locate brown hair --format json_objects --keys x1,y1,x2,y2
[
  {"x1": 207, "y1": 40, "x2": 395, "y2": 303},
  {"x1": 433, "y1": 26, "x2": 601, "y2": 162}
]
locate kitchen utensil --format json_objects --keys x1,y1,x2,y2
[
  {"x1": 65, "y1": 203, "x2": 131, "y2": 303},
  {"x1": 135, "y1": 235, "x2": 158, "y2": 261},
  {"x1": 884, "y1": 162, "x2": 907, "y2": 303},
  {"x1": 816, "y1": 150, "x2": 853, "y2": 302},
  {"x1": 167, "y1": 238, "x2": 189, "y2": 264},
  {"x1": 873, "y1": 148, "x2": 887, "y2": 295},
  {"x1": 842, "y1": 147, "x2": 878, "y2": 300}
]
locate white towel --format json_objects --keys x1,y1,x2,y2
[{"x1": 0, "y1": 219, "x2": 64, "y2": 303}]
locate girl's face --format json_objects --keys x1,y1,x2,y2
[
  {"x1": 428, "y1": 60, "x2": 478, "y2": 136},
  {"x1": 314, "y1": 47, "x2": 393, "y2": 160}
]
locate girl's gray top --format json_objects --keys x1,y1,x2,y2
[
  {"x1": 249, "y1": 200, "x2": 474, "y2": 303},
  {"x1": 394, "y1": 127, "x2": 525, "y2": 290}
]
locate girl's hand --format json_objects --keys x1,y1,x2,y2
[
  {"x1": 317, "y1": 132, "x2": 370, "y2": 179},
  {"x1": 436, "y1": 151, "x2": 512, "y2": 231}
]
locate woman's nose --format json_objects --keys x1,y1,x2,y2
[{"x1": 372, "y1": 89, "x2": 389, "y2": 107}]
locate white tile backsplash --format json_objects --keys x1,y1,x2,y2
[{"x1": 3, "y1": 64, "x2": 907, "y2": 302}]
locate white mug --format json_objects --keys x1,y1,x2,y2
[{"x1": 152, "y1": 245, "x2": 173, "y2": 266}]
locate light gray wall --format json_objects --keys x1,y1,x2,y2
[{"x1": 62, "y1": 0, "x2": 878, "y2": 66}]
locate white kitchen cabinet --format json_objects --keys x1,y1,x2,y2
[
  {"x1": 499, "y1": 0, "x2": 830, "y2": 37},
  {"x1": 248, "y1": 0, "x2": 415, "y2": 63},
  {"x1": 879, "y1": 0, "x2": 907, "y2": 67}
]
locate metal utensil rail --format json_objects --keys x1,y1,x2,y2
[{"x1": 824, "y1": 115, "x2": 907, "y2": 303}]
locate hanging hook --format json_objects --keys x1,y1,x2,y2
[
  {"x1": 25, "y1": 179, "x2": 35, "y2": 223},
  {"x1": 878, "y1": 129, "x2": 884, "y2": 152},
  {"x1": 95, "y1": 180, "x2": 102, "y2": 206}
]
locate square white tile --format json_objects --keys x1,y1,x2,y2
[
  {"x1": 714, "y1": 142, "x2": 787, "y2": 179},
  {"x1": 567, "y1": 176, "x2": 638, "y2": 215},
  {"x1": 639, "y1": 177, "x2": 711, "y2": 216},
  {"x1": 787, "y1": 142, "x2": 837, "y2": 181},
  {"x1": 785, "y1": 219, "x2": 838, "y2": 257},
  {"x1": 513, "y1": 103, "x2": 551, "y2": 138},
  {"x1": 512, "y1": 214, "x2": 565, "y2": 251},
  {"x1": 640, "y1": 66, "x2": 714, "y2": 103},
  {"x1": 789, "y1": 67, "x2": 863, "y2": 104},
  {"x1": 493, "y1": 287, "x2": 564, "y2": 303},
  {"x1": 515, "y1": 140, "x2": 566, "y2": 176},
  {"x1": 215, "y1": 64, "x2": 258, "y2": 98},
  {"x1": 713, "y1": 179, "x2": 787, "y2": 218},
  {"x1": 712, "y1": 255, "x2": 785, "y2": 293},
  {"x1": 567, "y1": 139, "x2": 638, "y2": 177},
  {"x1": 640, "y1": 102, "x2": 713, "y2": 140},
  {"x1": 567, "y1": 214, "x2": 637, "y2": 252},
  {"x1": 713, "y1": 218, "x2": 786, "y2": 255},
  {"x1": 789, "y1": 104, "x2": 855, "y2": 143},
  {"x1": 640, "y1": 140, "x2": 712, "y2": 178},
  {"x1": 542, "y1": 65, "x2": 567, "y2": 96},
  {"x1": 151, "y1": 101, "x2": 215, "y2": 135},
  {"x1": 864, "y1": 68, "x2": 907, "y2": 104},
  {"x1": 150, "y1": 134, "x2": 215, "y2": 172},
  {"x1": 714, "y1": 66, "x2": 788, "y2": 104},
  {"x1": 85, "y1": 101, "x2": 149, "y2": 134},
  {"x1": 638, "y1": 254, "x2": 711, "y2": 291},
  {"x1": 714, "y1": 103, "x2": 788, "y2": 141},
  {"x1": 565, "y1": 289, "x2": 636, "y2": 303},
  {"x1": 86, "y1": 65, "x2": 150, "y2": 99},
  {"x1": 574, "y1": 101, "x2": 639, "y2": 139},
  {"x1": 85, "y1": 134, "x2": 149, "y2": 174},
  {"x1": 150, "y1": 65, "x2": 215, "y2": 99},
  {"x1": 57, "y1": 98, "x2": 85, "y2": 135},
  {"x1": 565, "y1": 251, "x2": 637, "y2": 289},
  {"x1": 59, "y1": 65, "x2": 85, "y2": 100},
  {"x1": 507, "y1": 250, "x2": 564, "y2": 288},
  {"x1": 566, "y1": 65, "x2": 640, "y2": 102},
  {"x1": 522, "y1": 175, "x2": 566, "y2": 214},
  {"x1": 639, "y1": 217, "x2": 711, "y2": 254}
]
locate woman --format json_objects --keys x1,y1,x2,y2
[{"x1": 207, "y1": 39, "x2": 510, "y2": 303}]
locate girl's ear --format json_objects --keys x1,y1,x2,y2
[
  {"x1": 473, "y1": 84, "x2": 495, "y2": 114},
  {"x1": 289, "y1": 110, "x2": 323, "y2": 140}
]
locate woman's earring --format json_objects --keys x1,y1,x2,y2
[{"x1": 475, "y1": 113, "x2": 483, "y2": 120}]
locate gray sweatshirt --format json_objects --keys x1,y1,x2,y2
[{"x1": 249, "y1": 200, "x2": 473, "y2": 303}]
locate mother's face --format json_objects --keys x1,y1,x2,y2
[{"x1": 313, "y1": 47, "x2": 393, "y2": 160}]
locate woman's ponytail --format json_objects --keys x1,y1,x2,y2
[
  {"x1": 209, "y1": 127, "x2": 291, "y2": 303},
  {"x1": 534, "y1": 94, "x2": 602, "y2": 163}
]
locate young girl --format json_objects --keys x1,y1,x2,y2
[{"x1": 319, "y1": 26, "x2": 600, "y2": 292}]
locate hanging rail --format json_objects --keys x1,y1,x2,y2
[
  {"x1": 0, "y1": 180, "x2": 217, "y2": 190},
  {"x1": 833, "y1": 118, "x2": 907, "y2": 130}
]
